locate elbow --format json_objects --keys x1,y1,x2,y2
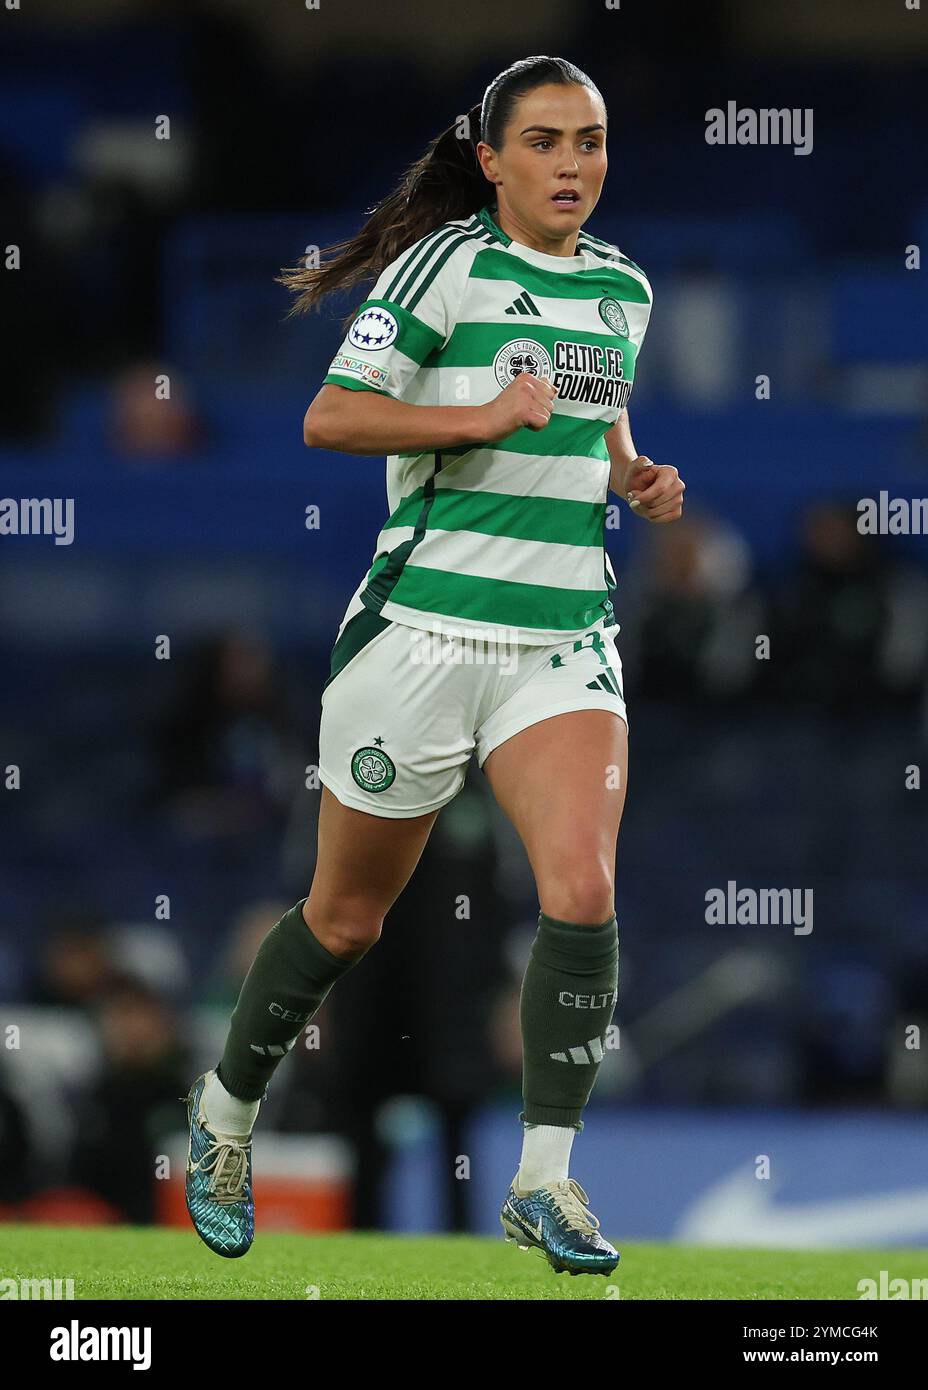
[
  {"x1": 304, "y1": 386, "x2": 360, "y2": 451},
  {"x1": 303, "y1": 406, "x2": 326, "y2": 449},
  {"x1": 303, "y1": 398, "x2": 350, "y2": 451}
]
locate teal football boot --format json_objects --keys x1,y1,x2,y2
[
  {"x1": 183, "y1": 1071, "x2": 255, "y2": 1258},
  {"x1": 500, "y1": 1175, "x2": 620, "y2": 1275}
]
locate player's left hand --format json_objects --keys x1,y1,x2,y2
[{"x1": 625, "y1": 456, "x2": 685, "y2": 523}]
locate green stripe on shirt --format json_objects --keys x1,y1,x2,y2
[
  {"x1": 386, "y1": 564, "x2": 609, "y2": 631},
  {"x1": 383, "y1": 486, "x2": 605, "y2": 547},
  {"x1": 467, "y1": 247, "x2": 651, "y2": 303}
]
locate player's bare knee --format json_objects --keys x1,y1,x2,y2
[
  {"x1": 330, "y1": 916, "x2": 383, "y2": 956},
  {"x1": 303, "y1": 898, "x2": 384, "y2": 957},
  {"x1": 538, "y1": 860, "x2": 614, "y2": 925}
]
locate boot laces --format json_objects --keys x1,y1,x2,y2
[
  {"x1": 549, "y1": 1178, "x2": 600, "y2": 1234},
  {"x1": 191, "y1": 1134, "x2": 251, "y2": 1204}
]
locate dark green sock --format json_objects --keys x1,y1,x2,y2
[
  {"x1": 217, "y1": 899, "x2": 361, "y2": 1101},
  {"x1": 519, "y1": 911, "x2": 618, "y2": 1132}
]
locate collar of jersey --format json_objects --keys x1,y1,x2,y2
[{"x1": 477, "y1": 203, "x2": 590, "y2": 272}]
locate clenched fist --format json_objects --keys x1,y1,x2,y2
[
  {"x1": 481, "y1": 373, "x2": 558, "y2": 438},
  {"x1": 625, "y1": 456, "x2": 685, "y2": 523}
]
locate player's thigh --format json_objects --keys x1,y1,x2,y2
[
  {"x1": 318, "y1": 616, "x2": 476, "y2": 820},
  {"x1": 483, "y1": 708, "x2": 628, "y2": 922},
  {"x1": 304, "y1": 786, "x2": 439, "y2": 952},
  {"x1": 311, "y1": 616, "x2": 475, "y2": 949}
]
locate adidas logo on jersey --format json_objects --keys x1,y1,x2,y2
[{"x1": 504, "y1": 292, "x2": 541, "y2": 316}]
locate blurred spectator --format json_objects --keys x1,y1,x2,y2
[
  {"x1": 621, "y1": 510, "x2": 765, "y2": 702},
  {"x1": 799, "y1": 956, "x2": 896, "y2": 1105},
  {"x1": 1, "y1": 163, "x2": 63, "y2": 438},
  {"x1": 771, "y1": 501, "x2": 928, "y2": 713},
  {"x1": 30, "y1": 916, "x2": 115, "y2": 1009},
  {"x1": 68, "y1": 976, "x2": 189, "y2": 1224},
  {"x1": 0, "y1": 1072, "x2": 31, "y2": 1204},
  {"x1": 151, "y1": 632, "x2": 302, "y2": 841},
  {"x1": 107, "y1": 921, "x2": 191, "y2": 1001},
  {"x1": 887, "y1": 951, "x2": 928, "y2": 1108},
  {"x1": 106, "y1": 360, "x2": 207, "y2": 460},
  {"x1": 203, "y1": 896, "x2": 291, "y2": 1010}
]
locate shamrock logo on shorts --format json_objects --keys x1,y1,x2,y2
[{"x1": 350, "y1": 742, "x2": 396, "y2": 793}]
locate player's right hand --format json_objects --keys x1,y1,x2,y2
[{"x1": 482, "y1": 373, "x2": 557, "y2": 436}]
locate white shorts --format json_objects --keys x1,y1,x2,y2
[{"x1": 318, "y1": 613, "x2": 628, "y2": 819}]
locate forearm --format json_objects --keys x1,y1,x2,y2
[
  {"x1": 606, "y1": 409, "x2": 640, "y2": 496},
  {"x1": 303, "y1": 384, "x2": 485, "y2": 455}
]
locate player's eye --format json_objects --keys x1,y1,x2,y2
[{"x1": 532, "y1": 138, "x2": 602, "y2": 151}]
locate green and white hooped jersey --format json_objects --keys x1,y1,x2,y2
[{"x1": 323, "y1": 202, "x2": 652, "y2": 645}]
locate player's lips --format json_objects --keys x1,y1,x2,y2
[{"x1": 551, "y1": 190, "x2": 581, "y2": 204}]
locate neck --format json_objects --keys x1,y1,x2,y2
[{"x1": 491, "y1": 200, "x2": 579, "y2": 258}]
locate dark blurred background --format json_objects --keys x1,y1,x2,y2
[{"x1": 1, "y1": 0, "x2": 927, "y2": 1244}]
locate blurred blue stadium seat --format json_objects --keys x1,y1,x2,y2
[
  {"x1": 0, "y1": 79, "x2": 89, "y2": 181},
  {"x1": 615, "y1": 211, "x2": 812, "y2": 274},
  {"x1": 829, "y1": 270, "x2": 928, "y2": 363},
  {"x1": 163, "y1": 215, "x2": 355, "y2": 391}
]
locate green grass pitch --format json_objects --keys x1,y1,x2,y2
[{"x1": 2, "y1": 1225, "x2": 924, "y2": 1299}]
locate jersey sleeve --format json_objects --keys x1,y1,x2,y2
[
  {"x1": 616, "y1": 252, "x2": 652, "y2": 353},
  {"x1": 322, "y1": 229, "x2": 471, "y2": 400},
  {"x1": 593, "y1": 240, "x2": 652, "y2": 419}
]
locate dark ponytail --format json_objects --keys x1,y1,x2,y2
[{"x1": 278, "y1": 56, "x2": 603, "y2": 320}]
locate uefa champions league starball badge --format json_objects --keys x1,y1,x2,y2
[{"x1": 348, "y1": 306, "x2": 399, "y2": 351}]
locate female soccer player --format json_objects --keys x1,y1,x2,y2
[{"x1": 184, "y1": 54, "x2": 684, "y2": 1275}]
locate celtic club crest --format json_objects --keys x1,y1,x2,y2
[
  {"x1": 598, "y1": 298, "x2": 630, "y2": 338},
  {"x1": 350, "y1": 745, "x2": 396, "y2": 793}
]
